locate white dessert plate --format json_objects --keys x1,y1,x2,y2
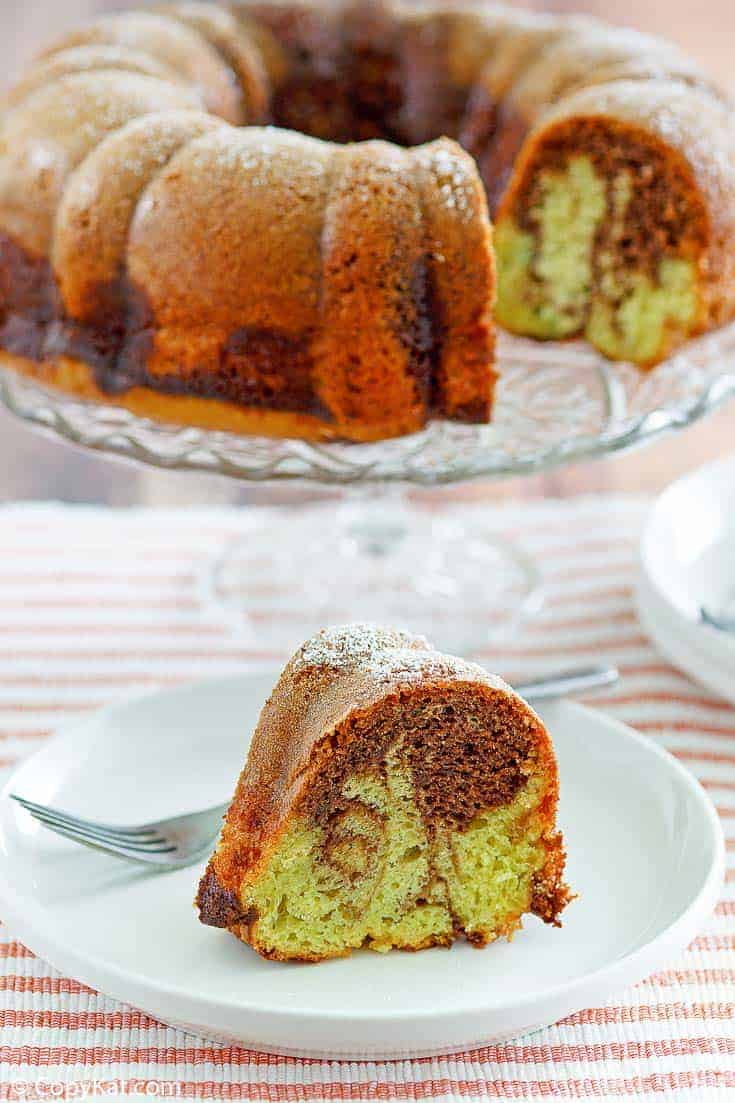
[
  {"x1": 0, "y1": 673, "x2": 724, "y2": 1060},
  {"x1": 639, "y1": 453, "x2": 735, "y2": 688}
]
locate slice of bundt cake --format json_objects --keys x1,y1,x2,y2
[{"x1": 196, "y1": 625, "x2": 571, "y2": 962}]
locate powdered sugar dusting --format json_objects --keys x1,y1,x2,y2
[
  {"x1": 91, "y1": 110, "x2": 218, "y2": 184},
  {"x1": 294, "y1": 624, "x2": 428, "y2": 672},
  {"x1": 416, "y1": 139, "x2": 477, "y2": 220},
  {"x1": 173, "y1": 126, "x2": 331, "y2": 192},
  {"x1": 291, "y1": 623, "x2": 494, "y2": 687},
  {"x1": 4, "y1": 71, "x2": 199, "y2": 158}
]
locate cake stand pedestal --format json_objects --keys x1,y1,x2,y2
[
  {"x1": 3, "y1": 325, "x2": 735, "y2": 656},
  {"x1": 202, "y1": 488, "x2": 542, "y2": 655}
]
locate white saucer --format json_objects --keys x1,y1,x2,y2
[
  {"x1": 638, "y1": 453, "x2": 735, "y2": 703},
  {"x1": 0, "y1": 674, "x2": 724, "y2": 1059},
  {"x1": 637, "y1": 572, "x2": 735, "y2": 705}
]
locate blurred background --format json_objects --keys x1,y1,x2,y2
[{"x1": 1, "y1": 0, "x2": 734, "y2": 506}]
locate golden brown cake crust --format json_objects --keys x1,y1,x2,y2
[
  {"x1": 1, "y1": 351, "x2": 431, "y2": 442},
  {"x1": 196, "y1": 625, "x2": 572, "y2": 959},
  {"x1": 38, "y1": 10, "x2": 246, "y2": 123},
  {"x1": 0, "y1": 108, "x2": 495, "y2": 441}
]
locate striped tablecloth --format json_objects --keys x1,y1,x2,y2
[{"x1": 0, "y1": 497, "x2": 733, "y2": 1102}]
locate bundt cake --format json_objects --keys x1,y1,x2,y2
[
  {"x1": 1, "y1": 2, "x2": 734, "y2": 441},
  {"x1": 196, "y1": 624, "x2": 571, "y2": 961}
]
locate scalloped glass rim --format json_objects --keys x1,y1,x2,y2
[{"x1": 2, "y1": 325, "x2": 735, "y2": 486}]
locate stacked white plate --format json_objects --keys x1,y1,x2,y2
[{"x1": 637, "y1": 453, "x2": 735, "y2": 705}]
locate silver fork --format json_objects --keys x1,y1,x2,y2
[
  {"x1": 9, "y1": 793, "x2": 229, "y2": 867},
  {"x1": 8, "y1": 662, "x2": 618, "y2": 867}
]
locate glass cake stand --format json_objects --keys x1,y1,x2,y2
[{"x1": 2, "y1": 324, "x2": 735, "y2": 656}]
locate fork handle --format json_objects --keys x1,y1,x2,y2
[{"x1": 514, "y1": 664, "x2": 619, "y2": 702}]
